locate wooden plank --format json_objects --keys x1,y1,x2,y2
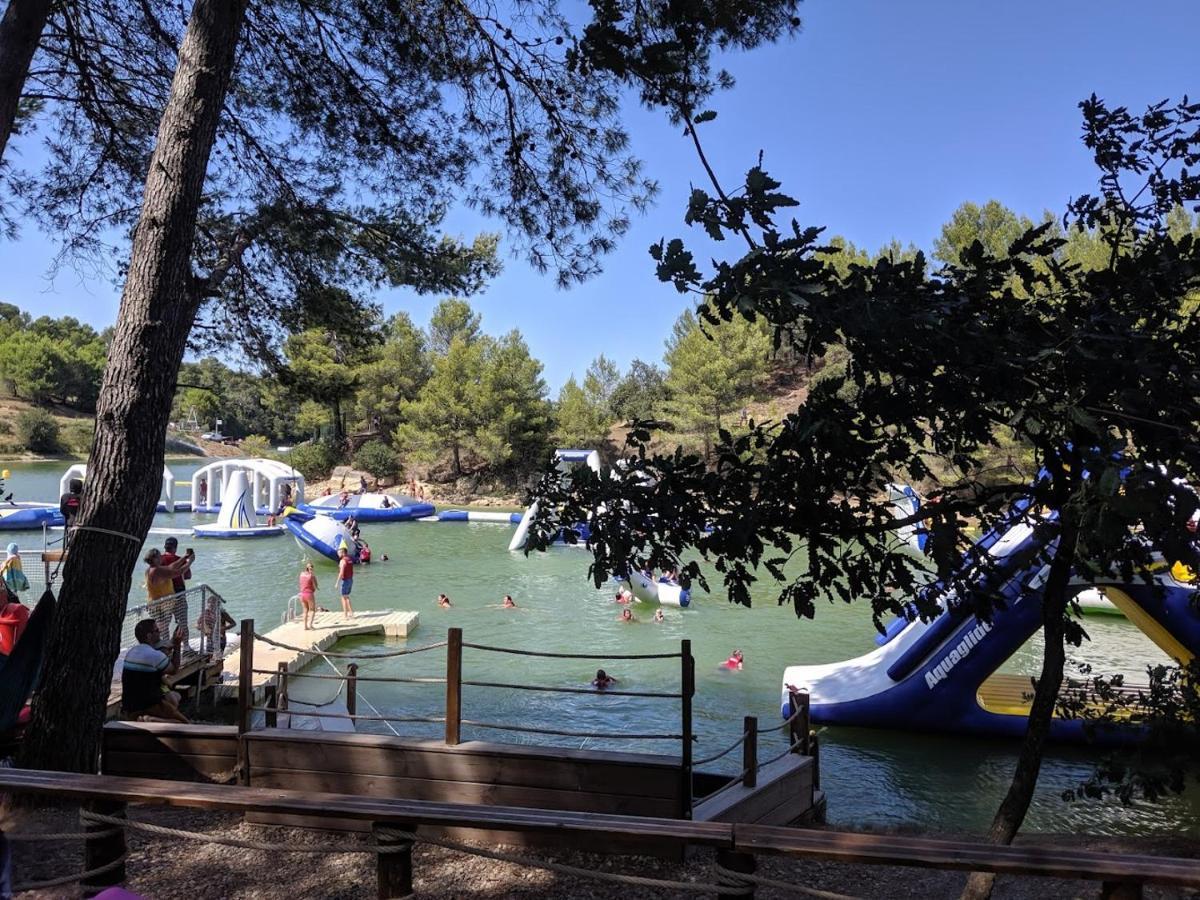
[
  {"x1": 244, "y1": 731, "x2": 682, "y2": 799},
  {"x1": 103, "y1": 723, "x2": 238, "y2": 756},
  {"x1": 247, "y1": 767, "x2": 681, "y2": 818},
  {"x1": 694, "y1": 756, "x2": 812, "y2": 825},
  {"x1": 5, "y1": 769, "x2": 1200, "y2": 888},
  {"x1": 103, "y1": 751, "x2": 237, "y2": 781}
]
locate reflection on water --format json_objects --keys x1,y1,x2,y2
[{"x1": 8, "y1": 460, "x2": 1200, "y2": 836}]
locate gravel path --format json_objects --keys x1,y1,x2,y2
[{"x1": 5, "y1": 804, "x2": 1198, "y2": 898}]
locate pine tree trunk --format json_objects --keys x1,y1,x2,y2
[
  {"x1": 20, "y1": 0, "x2": 247, "y2": 773},
  {"x1": 960, "y1": 514, "x2": 1079, "y2": 900},
  {"x1": 0, "y1": 0, "x2": 52, "y2": 161}
]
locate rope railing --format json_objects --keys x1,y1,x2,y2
[
  {"x1": 461, "y1": 679, "x2": 681, "y2": 699},
  {"x1": 692, "y1": 733, "x2": 749, "y2": 767},
  {"x1": 250, "y1": 706, "x2": 446, "y2": 726},
  {"x1": 250, "y1": 667, "x2": 446, "y2": 685},
  {"x1": 462, "y1": 642, "x2": 682, "y2": 660},
  {"x1": 251, "y1": 632, "x2": 447, "y2": 659},
  {"x1": 459, "y1": 719, "x2": 683, "y2": 741}
]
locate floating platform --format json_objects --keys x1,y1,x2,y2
[{"x1": 218, "y1": 608, "x2": 420, "y2": 702}]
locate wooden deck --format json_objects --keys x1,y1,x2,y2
[
  {"x1": 106, "y1": 652, "x2": 223, "y2": 720},
  {"x1": 219, "y1": 608, "x2": 420, "y2": 701}
]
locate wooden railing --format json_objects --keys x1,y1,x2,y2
[{"x1": 1, "y1": 769, "x2": 1197, "y2": 900}]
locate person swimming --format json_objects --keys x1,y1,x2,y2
[
  {"x1": 437, "y1": 593, "x2": 452, "y2": 608},
  {"x1": 653, "y1": 608, "x2": 665, "y2": 623},
  {"x1": 613, "y1": 590, "x2": 631, "y2": 604},
  {"x1": 723, "y1": 649, "x2": 744, "y2": 670},
  {"x1": 592, "y1": 668, "x2": 617, "y2": 689},
  {"x1": 618, "y1": 607, "x2": 635, "y2": 623},
  {"x1": 501, "y1": 594, "x2": 517, "y2": 608}
]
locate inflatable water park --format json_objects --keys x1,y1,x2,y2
[
  {"x1": 509, "y1": 449, "x2": 600, "y2": 552},
  {"x1": 781, "y1": 494, "x2": 1200, "y2": 745},
  {"x1": 303, "y1": 491, "x2": 434, "y2": 522},
  {"x1": 192, "y1": 469, "x2": 284, "y2": 539}
]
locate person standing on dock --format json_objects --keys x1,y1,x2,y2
[
  {"x1": 336, "y1": 547, "x2": 355, "y2": 620},
  {"x1": 298, "y1": 563, "x2": 318, "y2": 630},
  {"x1": 160, "y1": 537, "x2": 191, "y2": 594}
]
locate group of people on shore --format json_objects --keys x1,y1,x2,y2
[{"x1": 123, "y1": 539, "x2": 235, "y2": 723}]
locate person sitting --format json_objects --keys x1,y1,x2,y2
[
  {"x1": 723, "y1": 649, "x2": 744, "y2": 670},
  {"x1": 380, "y1": 495, "x2": 393, "y2": 509},
  {"x1": 321, "y1": 486, "x2": 332, "y2": 496},
  {"x1": 0, "y1": 543, "x2": 29, "y2": 598},
  {"x1": 618, "y1": 607, "x2": 635, "y2": 623},
  {"x1": 592, "y1": 668, "x2": 617, "y2": 689},
  {"x1": 121, "y1": 619, "x2": 190, "y2": 723},
  {"x1": 0, "y1": 590, "x2": 29, "y2": 655},
  {"x1": 501, "y1": 594, "x2": 517, "y2": 608},
  {"x1": 337, "y1": 490, "x2": 350, "y2": 509},
  {"x1": 346, "y1": 516, "x2": 361, "y2": 539},
  {"x1": 437, "y1": 593, "x2": 452, "y2": 608}
]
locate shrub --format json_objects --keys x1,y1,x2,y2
[
  {"x1": 239, "y1": 434, "x2": 273, "y2": 458},
  {"x1": 62, "y1": 419, "x2": 95, "y2": 454},
  {"x1": 354, "y1": 440, "x2": 401, "y2": 482},
  {"x1": 16, "y1": 408, "x2": 61, "y2": 454},
  {"x1": 287, "y1": 439, "x2": 340, "y2": 480}
]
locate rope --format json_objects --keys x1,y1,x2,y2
[
  {"x1": 251, "y1": 707, "x2": 444, "y2": 726},
  {"x1": 758, "y1": 738, "x2": 805, "y2": 769},
  {"x1": 68, "y1": 524, "x2": 145, "y2": 545},
  {"x1": 463, "y1": 642, "x2": 681, "y2": 660},
  {"x1": 460, "y1": 719, "x2": 681, "y2": 740},
  {"x1": 693, "y1": 733, "x2": 747, "y2": 767},
  {"x1": 79, "y1": 812, "x2": 404, "y2": 854},
  {"x1": 13, "y1": 853, "x2": 128, "y2": 892},
  {"x1": 251, "y1": 668, "x2": 446, "y2": 685},
  {"x1": 381, "y1": 828, "x2": 742, "y2": 895},
  {"x1": 252, "y1": 633, "x2": 447, "y2": 659},
  {"x1": 714, "y1": 863, "x2": 860, "y2": 899},
  {"x1": 313, "y1": 649, "x2": 402, "y2": 737},
  {"x1": 758, "y1": 707, "x2": 804, "y2": 734},
  {"x1": 462, "y1": 680, "x2": 681, "y2": 699}
]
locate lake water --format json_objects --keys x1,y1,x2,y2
[{"x1": 7, "y1": 460, "x2": 1198, "y2": 837}]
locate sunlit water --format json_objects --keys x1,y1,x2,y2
[{"x1": 7, "y1": 461, "x2": 1199, "y2": 836}]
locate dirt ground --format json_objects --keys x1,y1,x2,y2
[{"x1": 5, "y1": 804, "x2": 1198, "y2": 899}]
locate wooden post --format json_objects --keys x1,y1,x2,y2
[
  {"x1": 278, "y1": 662, "x2": 290, "y2": 725},
  {"x1": 82, "y1": 799, "x2": 126, "y2": 895},
  {"x1": 445, "y1": 627, "x2": 462, "y2": 745},
  {"x1": 347, "y1": 662, "x2": 359, "y2": 718},
  {"x1": 788, "y1": 689, "x2": 810, "y2": 754},
  {"x1": 374, "y1": 823, "x2": 414, "y2": 899},
  {"x1": 810, "y1": 731, "x2": 821, "y2": 790},
  {"x1": 742, "y1": 716, "x2": 758, "y2": 788},
  {"x1": 680, "y1": 639, "x2": 694, "y2": 819},
  {"x1": 716, "y1": 847, "x2": 756, "y2": 900},
  {"x1": 237, "y1": 618, "x2": 253, "y2": 785},
  {"x1": 264, "y1": 684, "x2": 277, "y2": 728}
]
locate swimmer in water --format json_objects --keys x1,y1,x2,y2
[
  {"x1": 723, "y1": 649, "x2": 744, "y2": 670},
  {"x1": 437, "y1": 593, "x2": 452, "y2": 608},
  {"x1": 613, "y1": 590, "x2": 631, "y2": 604},
  {"x1": 653, "y1": 608, "x2": 665, "y2": 623},
  {"x1": 501, "y1": 594, "x2": 517, "y2": 609},
  {"x1": 592, "y1": 668, "x2": 617, "y2": 689},
  {"x1": 618, "y1": 607, "x2": 635, "y2": 623}
]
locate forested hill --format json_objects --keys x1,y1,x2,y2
[{"x1": 5, "y1": 200, "x2": 1197, "y2": 479}]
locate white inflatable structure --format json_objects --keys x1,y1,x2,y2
[
  {"x1": 508, "y1": 449, "x2": 601, "y2": 552},
  {"x1": 193, "y1": 469, "x2": 284, "y2": 538},
  {"x1": 624, "y1": 569, "x2": 691, "y2": 607},
  {"x1": 60, "y1": 463, "x2": 178, "y2": 512},
  {"x1": 191, "y1": 458, "x2": 305, "y2": 515}
]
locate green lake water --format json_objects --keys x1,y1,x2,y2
[{"x1": 7, "y1": 460, "x2": 1199, "y2": 837}]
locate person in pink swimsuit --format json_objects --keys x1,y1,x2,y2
[{"x1": 298, "y1": 562, "x2": 318, "y2": 630}]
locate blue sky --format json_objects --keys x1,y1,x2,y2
[{"x1": 1, "y1": 0, "x2": 1197, "y2": 391}]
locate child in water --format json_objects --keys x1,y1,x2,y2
[
  {"x1": 723, "y1": 649, "x2": 744, "y2": 670},
  {"x1": 592, "y1": 669, "x2": 617, "y2": 689}
]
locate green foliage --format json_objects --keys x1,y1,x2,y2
[
  {"x1": 428, "y1": 299, "x2": 482, "y2": 356},
  {"x1": 0, "y1": 315, "x2": 106, "y2": 410},
  {"x1": 554, "y1": 377, "x2": 611, "y2": 448},
  {"x1": 239, "y1": 435, "x2": 274, "y2": 458},
  {"x1": 354, "y1": 440, "x2": 402, "y2": 481},
  {"x1": 610, "y1": 359, "x2": 669, "y2": 423},
  {"x1": 353, "y1": 312, "x2": 430, "y2": 436},
  {"x1": 61, "y1": 419, "x2": 95, "y2": 455},
  {"x1": 287, "y1": 440, "x2": 341, "y2": 480},
  {"x1": 663, "y1": 309, "x2": 772, "y2": 454},
  {"x1": 15, "y1": 408, "x2": 61, "y2": 454}
]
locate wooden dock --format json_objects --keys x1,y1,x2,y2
[{"x1": 220, "y1": 608, "x2": 420, "y2": 701}]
